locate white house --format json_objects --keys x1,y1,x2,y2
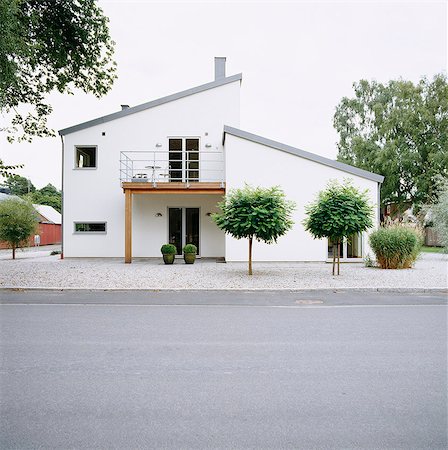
[{"x1": 59, "y1": 58, "x2": 383, "y2": 263}]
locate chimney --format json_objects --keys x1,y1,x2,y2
[
  {"x1": 214, "y1": 57, "x2": 226, "y2": 80},
  {"x1": 121, "y1": 104, "x2": 130, "y2": 110}
]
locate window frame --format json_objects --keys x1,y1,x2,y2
[
  {"x1": 74, "y1": 145, "x2": 98, "y2": 170},
  {"x1": 73, "y1": 222, "x2": 107, "y2": 234},
  {"x1": 326, "y1": 233, "x2": 364, "y2": 261},
  {"x1": 167, "y1": 136, "x2": 201, "y2": 182}
]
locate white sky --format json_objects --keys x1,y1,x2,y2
[{"x1": 1, "y1": 0, "x2": 446, "y2": 189}]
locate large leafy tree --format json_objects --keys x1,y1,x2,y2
[
  {"x1": 334, "y1": 75, "x2": 448, "y2": 212},
  {"x1": 303, "y1": 180, "x2": 373, "y2": 275},
  {"x1": 4, "y1": 175, "x2": 35, "y2": 195},
  {"x1": 0, "y1": 198, "x2": 38, "y2": 259},
  {"x1": 0, "y1": 0, "x2": 117, "y2": 143},
  {"x1": 213, "y1": 185, "x2": 295, "y2": 275}
]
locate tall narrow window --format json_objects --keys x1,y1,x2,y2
[
  {"x1": 169, "y1": 139, "x2": 183, "y2": 181},
  {"x1": 75, "y1": 146, "x2": 97, "y2": 168},
  {"x1": 186, "y1": 139, "x2": 199, "y2": 182}
]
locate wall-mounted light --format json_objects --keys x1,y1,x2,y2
[
  {"x1": 155, "y1": 143, "x2": 162, "y2": 148},
  {"x1": 205, "y1": 143, "x2": 212, "y2": 148},
  {"x1": 155, "y1": 212, "x2": 163, "y2": 217},
  {"x1": 206, "y1": 212, "x2": 212, "y2": 217}
]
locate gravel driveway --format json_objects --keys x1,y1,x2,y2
[{"x1": 0, "y1": 249, "x2": 446, "y2": 290}]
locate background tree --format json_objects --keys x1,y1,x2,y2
[
  {"x1": 0, "y1": 0, "x2": 117, "y2": 143},
  {"x1": 0, "y1": 198, "x2": 38, "y2": 259},
  {"x1": 4, "y1": 175, "x2": 35, "y2": 195},
  {"x1": 430, "y1": 179, "x2": 448, "y2": 252},
  {"x1": 303, "y1": 180, "x2": 374, "y2": 275},
  {"x1": 334, "y1": 74, "x2": 448, "y2": 213},
  {"x1": 212, "y1": 185, "x2": 295, "y2": 275}
]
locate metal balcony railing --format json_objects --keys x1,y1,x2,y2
[{"x1": 119, "y1": 150, "x2": 225, "y2": 187}]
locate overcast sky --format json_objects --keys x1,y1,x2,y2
[{"x1": 1, "y1": 0, "x2": 446, "y2": 189}]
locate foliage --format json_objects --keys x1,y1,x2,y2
[
  {"x1": 0, "y1": 158, "x2": 23, "y2": 178},
  {"x1": 430, "y1": 180, "x2": 448, "y2": 252},
  {"x1": 303, "y1": 180, "x2": 374, "y2": 275},
  {"x1": 369, "y1": 224, "x2": 423, "y2": 269},
  {"x1": 0, "y1": 0, "x2": 117, "y2": 142},
  {"x1": 183, "y1": 244, "x2": 197, "y2": 254},
  {"x1": 161, "y1": 244, "x2": 177, "y2": 255},
  {"x1": 213, "y1": 185, "x2": 295, "y2": 275},
  {"x1": 0, "y1": 198, "x2": 38, "y2": 259},
  {"x1": 23, "y1": 184, "x2": 61, "y2": 213},
  {"x1": 334, "y1": 74, "x2": 448, "y2": 211},
  {"x1": 4, "y1": 175, "x2": 35, "y2": 195}
]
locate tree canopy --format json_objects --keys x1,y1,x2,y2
[
  {"x1": 334, "y1": 75, "x2": 448, "y2": 211},
  {"x1": 0, "y1": 0, "x2": 116, "y2": 142},
  {"x1": 303, "y1": 180, "x2": 373, "y2": 275},
  {"x1": 213, "y1": 185, "x2": 295, "y2": 275},
  {"x1": 0, "y1": 198, "x2": 38, "y2": 259}
]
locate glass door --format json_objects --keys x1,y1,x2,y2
[
  {"x1": 168, "y1": 138, "x2": 200, "y2": 182},
  {"x1": 168, "y1": 207, "x2": 200, "y2": 255}
]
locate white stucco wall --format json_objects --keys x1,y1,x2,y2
[
  {"x1": 62, "y1": 80, "x2": 239, "y2": 257},
  {"x1": 224, "y1": 134, "x2": 380, "y2": 262}
]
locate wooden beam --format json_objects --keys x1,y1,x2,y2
[{"x1": 125, "y1": 189, "x2": 132, "y2": 263}]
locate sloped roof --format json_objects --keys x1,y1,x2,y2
[
  {"x1": 223, "y1": 125, "x2": 384, "y2": 183},
  {"x1": 33, "y1": 204, "x2": 62, "y2": 224},
  {"x1": 58, "y1": 73, "x2": 243, "y2": 136}
]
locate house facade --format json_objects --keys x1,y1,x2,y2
[{"x1": 59, "y1": 58, "x2": 383, "y2": 262}]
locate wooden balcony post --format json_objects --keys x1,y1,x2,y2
[{"x1": 125, "y1": 189, "x2": 132, "y2": 263}]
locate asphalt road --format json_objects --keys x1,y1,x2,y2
[{"x1": 1, "y1": 290, "x2": 447, "y2": 449}]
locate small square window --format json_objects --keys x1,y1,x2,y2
[
  {"x1": 74, "y1": 222, "x2": 106, "y2": 233},
  {"x1": 75, "y1": 146, "x2": 97, "y2": 168}
]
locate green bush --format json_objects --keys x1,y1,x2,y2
[
  {"x1": 369, "y1": 225, "x2": 423, "y2": 269},
  {"x1": 160, "y1": 244, "x2": 176, "y2": 255},
  {"x1": 183, "y1": 244, "x2": 197, "y2": 254}
]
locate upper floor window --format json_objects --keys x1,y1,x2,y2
[
  {"x1": 168, "y1": 138, "x2": 199, "y2": 182},
  {"x1": 75, "y1": 146, "x2": 97, "y2": 168}
]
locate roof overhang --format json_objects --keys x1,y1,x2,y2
[{"x1": 222, "y1": 125, "x2": 384, "y2": 183}]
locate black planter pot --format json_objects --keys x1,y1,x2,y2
[
  {"x1": 183, "y1": 253, "x2": 196, "y2": 264},
  {"x1": 162, "y1": 254, "x2": 175, "y2": 264}
]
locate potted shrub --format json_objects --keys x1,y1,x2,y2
[
  {"x1": 161, "y1": 244, "x2": 177, "y2": 264},
  {"x1": 183, "y1": 244, "x2": 197, "y2": 264}
]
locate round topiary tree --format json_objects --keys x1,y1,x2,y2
[
  {"x1": 303, "y1": 180, "x2": 374, "y2": 275},
  {"x1": 212, "y1": 185, "x2": 295, "y2": 275},
  {"x1": 0, "y1": 198, "x2": 38, "y2": 259}
]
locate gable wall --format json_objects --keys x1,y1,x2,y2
[
  {"x1": 224, "y1": 134, "x2": 379, "y2": 262},
  {"x1": 62, "y1": 80, "x2": 239, "y2": 257}
]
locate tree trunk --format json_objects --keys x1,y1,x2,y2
[
  {"x1": 248, "y1": 236, "x2": 253, "y2": 276},
  {"x1": 332, "y1": 244, "x2": 336, "y2": 276},
  {"x1": 337, "y1": 240, "x2": 340, "y2": 275},
  {"x1": 12, "y1": 244, "x2": 16, "y2": 260}
]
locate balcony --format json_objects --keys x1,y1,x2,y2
[{"x1": 120, "y1": 150, "x2": 225, "y2": 194}]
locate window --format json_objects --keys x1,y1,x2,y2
[
  {"x1": 74, "y1": 222, "x2": 106, "y2": 233},
  {"x1": 168, "y1": 138, "x2": 200, "y2": 182},
  {"x1": 327, "y1": 233, "x2": 363, "y2": 259},
  {"x1": 75, "y1": 146, "x2": 97, "y2": 168}
]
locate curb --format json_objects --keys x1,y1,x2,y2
[{"x1": 1, "y1": 287, "x2": 447, "y2": 294}]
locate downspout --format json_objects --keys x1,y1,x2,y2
[
  {"x1": 60, "y1": 133, "x2": 64, "y2": 259},
  {"x1": 377, "y1": 181, "x2": 382, "y2": 226}
]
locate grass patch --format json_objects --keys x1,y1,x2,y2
[{"x1": 421, "y1": 245, "x2": 444, "y2": 254}]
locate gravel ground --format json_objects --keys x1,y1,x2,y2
[{"x1": 0, "y1": 250, "x2": 446, "y2": 290}]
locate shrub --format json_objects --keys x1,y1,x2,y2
[
  {"x1": 160, "y1": 244, "x2": 176, "y2": 255},
  {"x1": 183, "y1": 244, "x2": 197, "y2": 254},
  {"x1": 369, "y1": 225, "x2": 423, "y2": 269}
]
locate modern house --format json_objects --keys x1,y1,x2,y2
[{"x1": 59, "y1": 58, "x2": 384, "y2": 263}]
